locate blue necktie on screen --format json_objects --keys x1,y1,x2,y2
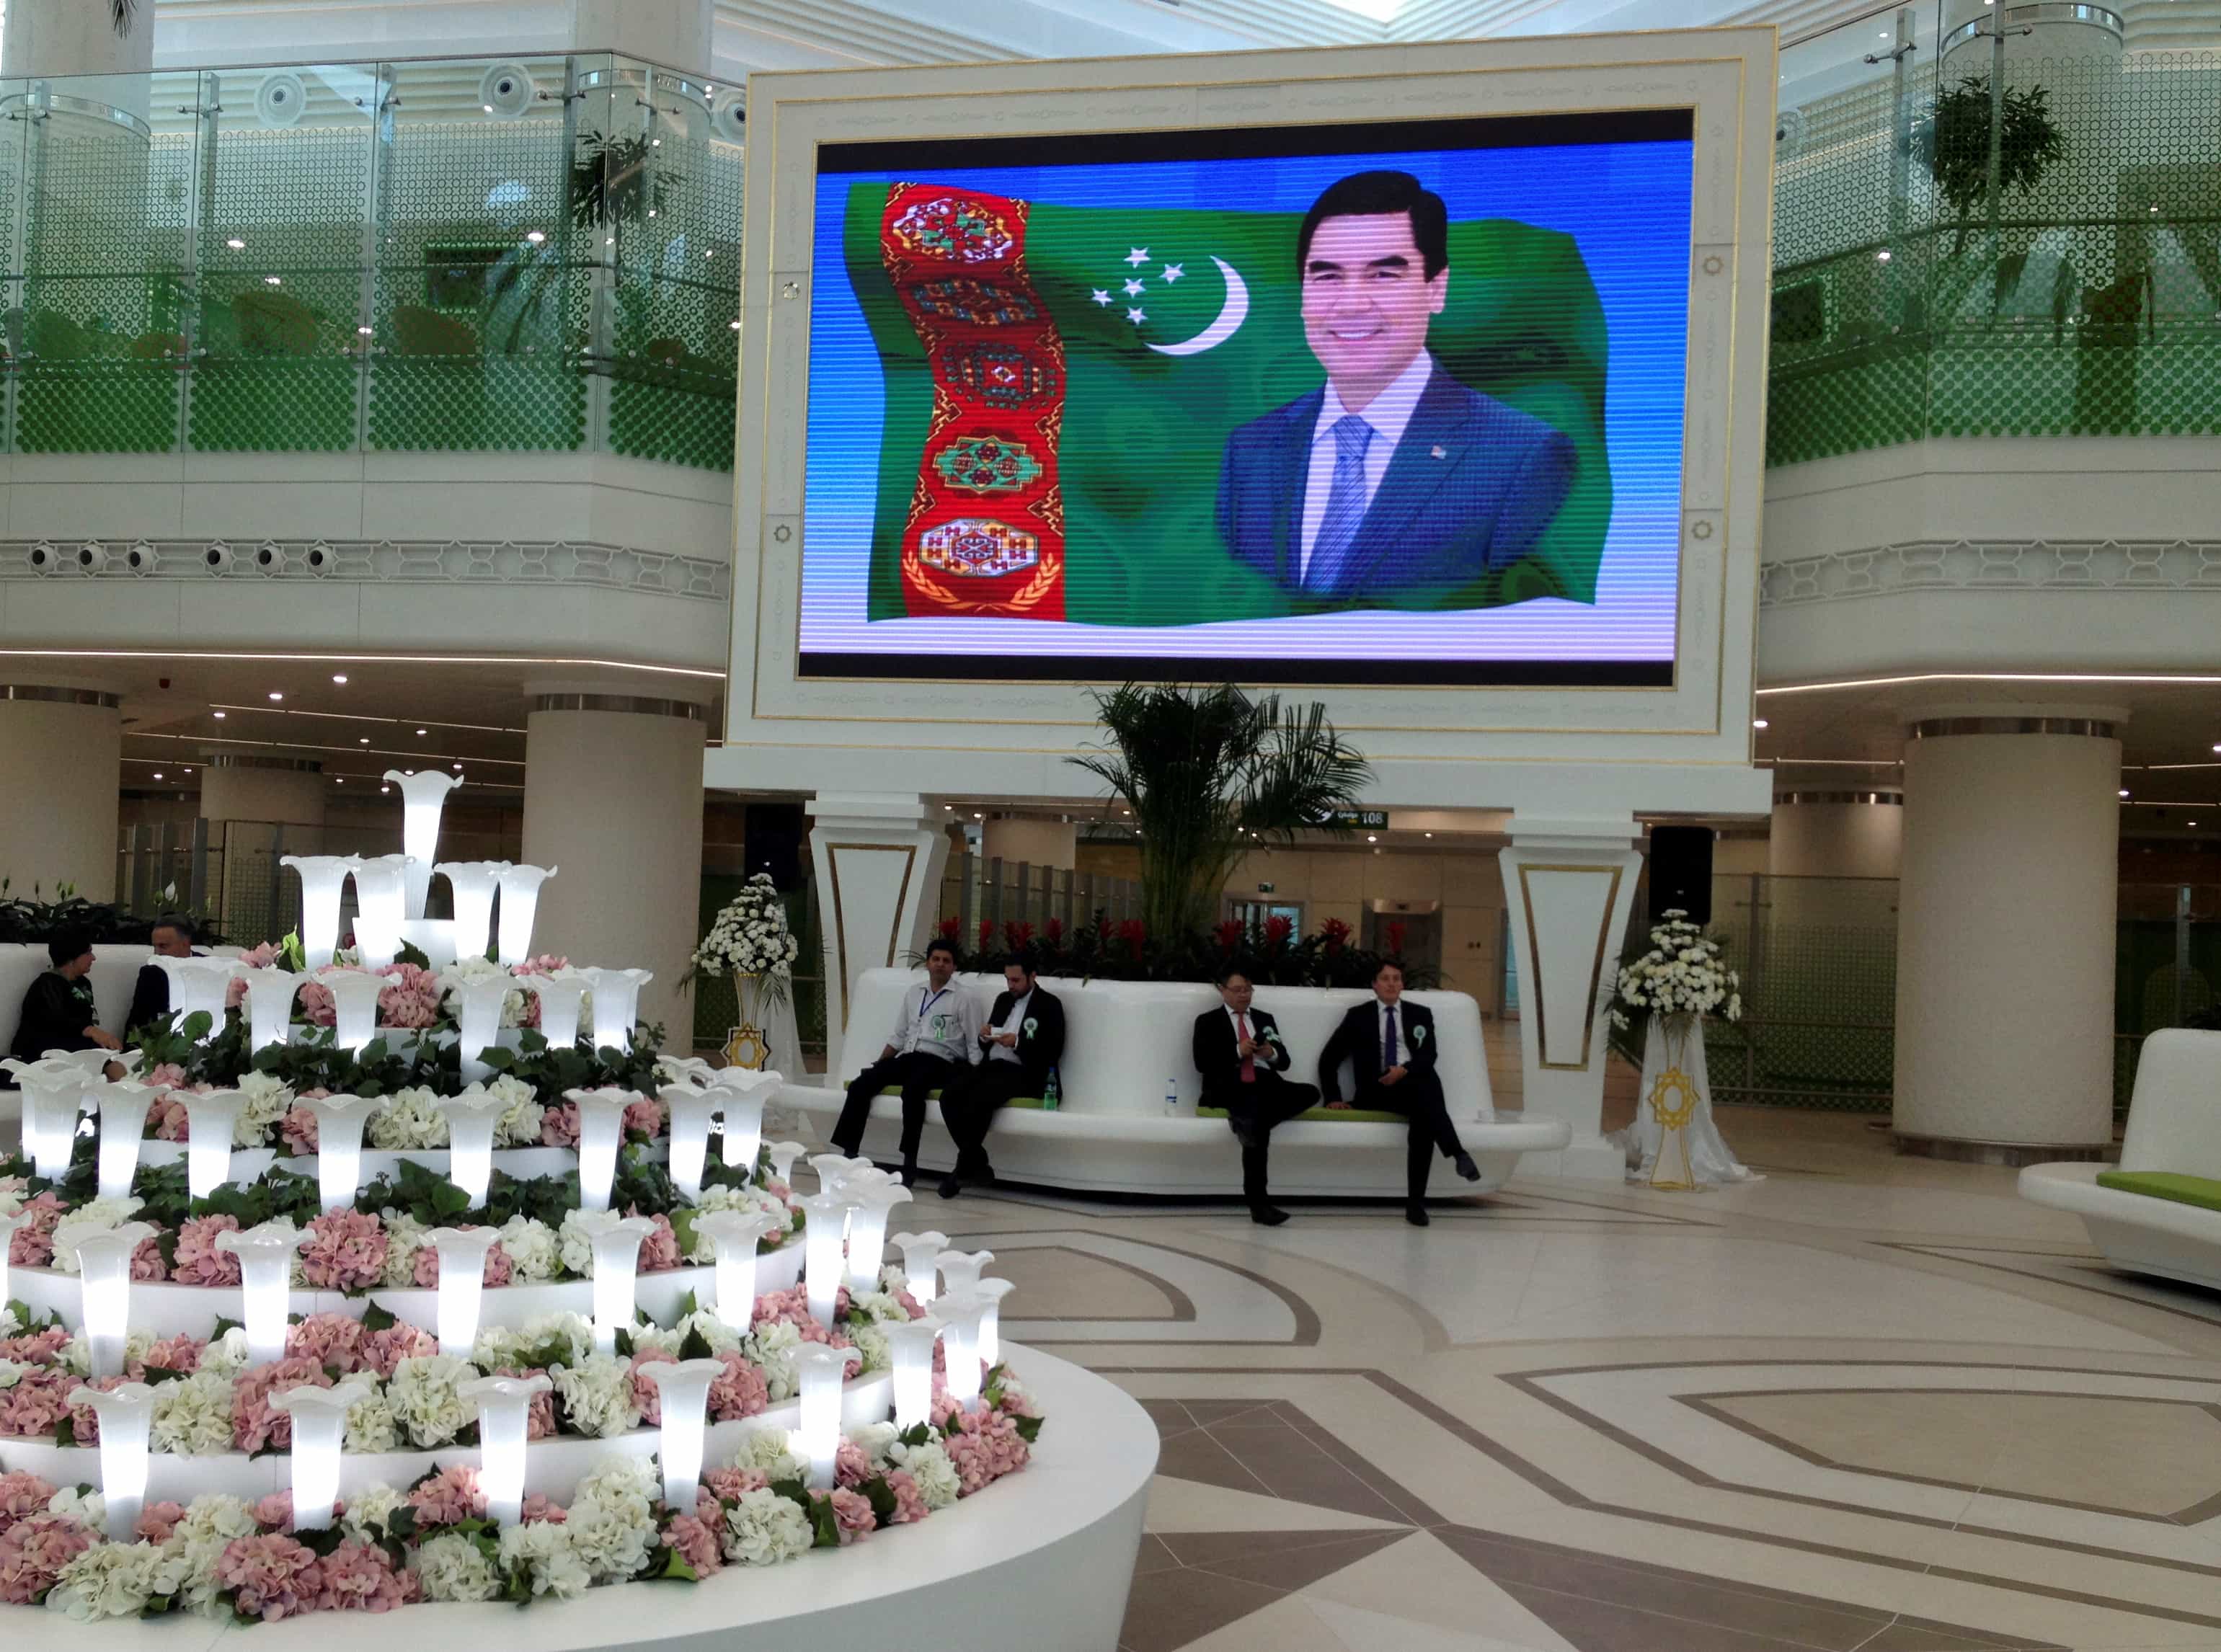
[
  {"x1": 1382, "y1": 1003, "x2": 1397, "y2": 1075},
  {"x1": 1305, "y1": 414, "x2": 1374, "y2": 592}
]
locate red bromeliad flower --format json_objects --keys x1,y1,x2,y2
[
  {"x1": 1385, "y1": 920, "x2": 1407, "y2": 956},
  {"x1": 1117, "y1": 918, "x2": 1145, "y2": 956},
  {"x1": 937, "y1": 915, "x2": 960, "y2": 941},
  {"x1": 1319, "y1": 917, "x2": 1352, "y2": 954},
  {"x1": 976, "y1": 918, "x2": 995, "y2": 953},
  {"x1": 1213, "y1": 919, "x2": 1244, "y2": 953},
  {"x1": 1264, "y1": 915, "x2": 1293, "y2": 947},
  {"x1": 1003, "y1": 920, "x2": 1035, "y2": 951},
  {"x1": 1044, "y1": 917, "x2": 1064, "y2": 944}
]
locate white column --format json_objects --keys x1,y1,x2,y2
[
  {"x1": 522, "y1": 691, "x2": 709, "y2": 1036},
  {"x1": 569, "y1": 0, "x2": 714, "y2": 71},
  {"x1": 1, "y1": 0, "x2": 155, "y2": 77},
  {"x1": 1499, "y1": 815, "x2": 1642, "y2": 1180},
  {"x1": 1768, "y1": 792, "x2": 1903, "y2": 879},
  {"x1": 0, "y1": 685, "x2": 122, "y2": 900},
  {"x1": 1893, "y1": 711, "x2": 2122, "y2": 1162},
  {"x1": 807, "y1": 794, "x2": 949, "y2": 1078}
]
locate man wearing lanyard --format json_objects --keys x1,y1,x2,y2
[
  {"x1": 829, "y1": 936, "x2": 983, "y2": 1186},
  {"x1": 939, "y1": 954, "x2": 1065, "y2": 1201},
  {"x1": 1320, "y1": 959, "x2": 1481, "y2": 1225},
  {"x1": 1191, "y1": 965, "x2": 1318, "y2": 1225}
]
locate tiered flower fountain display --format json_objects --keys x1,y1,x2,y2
[{"x1": 0, "y1": 833, "x2": 1041, "y2": 1622}]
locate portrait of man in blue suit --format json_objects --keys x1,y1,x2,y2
[{"x1": 1215, "y1": 170, "x2": 1578, "y2": 607}]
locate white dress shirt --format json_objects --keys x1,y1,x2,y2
[
  {"x1": 1298, "y1": 350, "x2": 1437, "y2": 584},
  {"x1": 1375, "y1": 998, "x2": 1409, "y2": 1068},
  {"x1": 988, "y1": 988, "x2": 1032, "y2": 1066},
  {"x1": 888, "y1": 981, "x2": 982, "y2": 1064}
]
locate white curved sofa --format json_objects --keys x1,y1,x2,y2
[
  {"x1": 1, "y1": 941, "x2": 248, "y2": 1122},
  {"x1": 779, "y1": 968, "x2": 1569, "y2": 1198},
  {"x1": 2020, "y1": 1028, "x2": 2221, "y2": 1291}
]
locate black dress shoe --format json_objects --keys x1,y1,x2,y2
[
  {"x1": 1405, "y1": 1202, "x2": 1431, "y2": 1227},
  {"x1": 899, "y1": 1163, "x2": 917, "y2": 1189},
  {"x1": 937, "y1": 1175, "x2": 964, "y2": 1200},
  {"x1": 1454, "y1": 1151, "x2": 1481, "y2": 1183},
  {"x1": 1249, "y1": 1202, "x2": 1290, "y2": 1227}
]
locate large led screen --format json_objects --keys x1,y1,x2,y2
[{"x1": 798, "y1": 112, "x2": 1693, "y2": 686}]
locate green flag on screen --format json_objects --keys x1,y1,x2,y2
[{"x1": 843, "y1": 179, "x2": 1609, "y2": 628}]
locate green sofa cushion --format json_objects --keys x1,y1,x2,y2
[
  {"x1": 2095, "y1": 1170, "x2": 2221, "y2": 1213},
  {"x1": 1197, "y1": 1104, "x2": 1406, "y2": 1124},
  {"x1": 869, "y1": 1088, "x2": 1045, "y2": 1109}
]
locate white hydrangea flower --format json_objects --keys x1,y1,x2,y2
[
  {"x1": 169, "y1": 1495, "x2": 259, "y2": 1612},
  {"x1": 384, "y1": 1354, "x2": 476, "y2": 1448},
  {"x1": 339, "y1": 1483, "x2": 409, "y2": 1545},
  {"x1": 415, "y1": 1531, "x2": 503, "y2": 1602},
  {"x1": 497, "y1": 1215, "x2": 561, "y2": 1283},
  {"x1": 847, "y1": 1321, "x2": 891, "y2": 1375},
  {"x1": 152, "y1": 1369, "x2": 236, "y2": 1455},
  {"x1": 199, "y1": 1328, "x2": 252, "y2": 1376},
  {"x1": 488, "y1": 1073, "x2": 544, "y2": 1147},
  {"x1": 47, "y1": 1486, "x2": 105, "y2": 1529},
  {"x1": 546, "y1": 1352, "x2": 639, "y2": 1439},
  {"x1": 49, "y1": 1195, "x2": 146, "y2": 1274},
  {"x1": 234, "y1": 1071, "x2": 295, "y2": 1146},
  {"x1": 507, "y1": 1311, "x2": 596, "y2": 1367},
  {"x1": 345, "y1": 1391, "x2": 400, "y2": 1454},
  {"x1": 51, "y1": 1540, "x2": 191, "y2": 1621},
  {"x1": 497, "y1": 1519, "x2": 591, "y2": 1599},
  {"x1": 745, "y1": 1320, "x2": 804, "y2": 1402},
  {"x1": 722, "y1": 1487, "x2": 812, "y2": 1566},
  {"x1": 367, "y1": 1085, "x2": 449, "y2": 1151},
  {"x1": 737, "y1": 1426, "x2": 807, "y2": 1483},
  {"x1": 564, "y1": 1457, "x2": 658, "y2": 1580},
  {"x1": 380, "y1": 1209, "x2": 433, "y2": 1289},
  {"x1": 890, "y1": 1438, "x2": 962, "y2": 1509},
  {"x1": 846, "y1": 1421, "x2": 898, "y2": 1465}
]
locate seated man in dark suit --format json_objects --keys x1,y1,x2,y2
[
  {"x1": 1215, "y1": 169, "x2": 1575, "y2": 607},
  {"x1": 1192, "y1": 964, "x2": 1318, "y2": 1227},
  {"x1": 939, "y1": 954, "x2": 1065, "y2": 1200},
  {"x1": 829, "y1": 936, "x2": 982, "y2": 1186},
  {"x1": 1320, "y1": 960, "x2": 1481, "y2": 1225},
  {"x1": 124, "y1": 913, "x2": 199, "y2": 1035}
]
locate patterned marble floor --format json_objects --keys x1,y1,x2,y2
[{"x1": 913, "y1": 1104, "x2": 2221, "y2": 1652}]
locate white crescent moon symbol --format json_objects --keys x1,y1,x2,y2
[{"x1": 1146, "y1": 255, "x2": 1247, "y2": 358}]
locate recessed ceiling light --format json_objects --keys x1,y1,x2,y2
[
  {"x1": 526, "y1": 231, "x2": 546, "y2": 244},
  {"x1": 452, "y1": 762, "x2": 463, "y2": 770},
  {"x1": 1752, "y1": 718, "x2": 1769, "y2": 729},
  {"x1": 334, "y1": 777, "x2": 345, "y2": 784},
  {"x1": 213, "y1": 711, "x2": 226, "y2": 719},
  {"x1": 1366, "y1": 834, "x2": 1378, "y2": 843},
  {"x1": 151, "y1": 771, "x2": 164, "y2": 780},
  {"x1": 331, "y1": 673, "x2": 347, "y2": 684},
  {"x1": 263, "y1": 275, "x2": 281, "y2": 286},
  {"x1": 381, "y1": 785, "x2": 390, "y2": 794},
  {"x1": 358, "y1": 737, "x2": 369, "y2": 745},
  {"x1": 2120, "y1": 789, "x2": 2131, "y2": 798},
  {"x1": 182, "y1": 767, "x2": 192, "y2": 774},
  {"x1": 1424, "y1": 831, "x2": 1433, "y2": 838},
  {"x1": 268, "y1": 691, "x2": 283, "y2": 701},
  {"x1": 416, "y1": 728, "x2": 427, "y2": 736},
  {"x1": 225, "y1": 237, "x2": 244, "y2": 249}
]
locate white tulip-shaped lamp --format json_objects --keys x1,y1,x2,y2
[
  {"x1": 693, "y1": 1209, "x2": 779, "y2": 1331},
  {"x1": 939, "y1": 1248, "x2": 996, "y2": 1301},
  {"x1": 562, "y1": 1086, "x2": 636, "y2": 1212},
  {"x1": 434, "y1": 1085, "x2": 509, "y2": 1207},
  {"x1": 0, "y1": 1211, "x2": 27, "y2": 1310},
  {"x1": 435, "y1": 860, "x2": 508, "y2": 962},
  {"x1": 280, "y1": 854, "x2": 362, "y2": 971},
  {"x1": 808, "y1": 1152, "x2": 869, "y2": 1199},
  {"x1": 241, "y1": 967, "x2": 307, "y2": 1052},
  {"x1": 657, "y1": 1083, "x2": 722, "y2": 1202},
  {"x1": 270, "y1": 1377, "x2": 374, "y2": 1530},
  {"x1": 582, "y1": 967, "x2": 652, "y2": 1051},
  {"x1": 798, "y1": 1190, "x2": 854, "y2": 1329},
  {"x1": 882, "y1": 1315, "x2": 944, "y2": 1431},
  {"x1": 384, "y1": 769, "x2": 464, "y2": 920},
  {"x1": 789, "y1": 1343, "x2": 862, "y2": 1489},
  {"x1": 427, "y1": 1227, "x2": 502, "y2": 1356},
  {"x1": 66, "y1": 1382, "x2": 159, "y2": 1541},
  {"x1": 155, "y1": 956, "x2": 241, "y2": 1040},
  {"x1": 974, "y1": 1276, "x2": 1017, "y2": 1369},
  {"x1": 890, "y1": 1231, "x2": 948, "y2": 1305},
  {"x1": 180, "y1": 1089, "x2": 246, "y2": 1198},
  {"x1": 350, "y1": 854, "x2": 415, "y2": 969},
  {"x1": 457, "y1": 1374, "x2": 551, "y2": 1528},
  {"x1": 765, "y1": 1140, "x2": 807, "y2": 1187},
  {"x1": 93, "y1": 1080, "x2": 159, "y2": 1201},
  {"x1": 75, "y1": 1220, "x2": 156, "y2": 1377},
  {"x1": 1, "y1": 1060, "x2": 87, "y2": 1180},
  {"x1": 445, "y1": 972, "x2": 511, "y2": 1075},
  {"x1": 494, "y1": 864, "x2": 557, "y2": 965},
  {"x1": 936, "y1": 1292, "x2": 988, "y2": 1413},
  {"x1": 214, "y1": 1221, "x2": 309, "y2": 1366},
  {"x1": 523, "y1": 970, "x2": 589, "y2": 1048},
  {"x1": 299, "y1": 1093, "x2": 382, "y2": 1214},
  {"x1": 709, "y1": 1069, "x2": 778, "y2": 1171},
  {"x1": 844, "y1": 1181, "x2": 913, "y2": 1292},
  {"x1": 643, "y1": 1357, "x2": 726, "y2": 1511},
  {"x1": 575, "y1": 1211, "x2": 658, "y2": 1355},
  {"x1": 315, "y1": 968, "x2": 384, "y2": 1055}
]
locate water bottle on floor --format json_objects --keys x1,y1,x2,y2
[
  {"x1": 1165, "y1": 1079, "x2": 1179, "y2": 1116},
  {"x1": 1044, "y1": 1067, "x2": 1060, "y2": 1111}
]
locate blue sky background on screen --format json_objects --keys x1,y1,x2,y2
[{"x1": 799, "y1": 138, "x2": 1690, "y2": 665}]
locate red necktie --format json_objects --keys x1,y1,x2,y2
[{"x1": 1237, "y1": 1013, "x2": 1256, "y2": 1083}]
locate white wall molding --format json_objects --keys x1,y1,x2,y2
[
  {"x1": 1761, "y1": 539, "x2": 2221, "y2": 608},
  {"x1": 0, "y1": 538, "x2": 730, "y2": 599}
]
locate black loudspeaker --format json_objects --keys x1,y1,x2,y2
[
  {"x1": 1648, "y1": 826, "x2": 1714, "y2": 925},
  {"x1": 744, "y1": 803, "x2": 807, "y2": 889}
]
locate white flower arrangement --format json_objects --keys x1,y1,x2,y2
[
  {"x1": 48, "y1": 1196, "x2": 146, "y2": 1275},
  {"x1": 383, "y1": 1352, "x2": 476, "y2": 1447},
  {"x1": 724, "y1": 1487, "x2": 813, "y2": 1566},
  {"x1": 233, "y1": 1071, "x2": 295, "y2": 1147},
  {"x1": 1610, "y1": 910, "x2": 1743, "y2": 1029},
  {"x1": 689, "y1": 873, "x2": 801, "y2": 998},
  {"x1": 366, "y1": 1085, "x2": 449, "y2": 1151}
]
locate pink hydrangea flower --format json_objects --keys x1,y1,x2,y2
[
  {"x1": 318, "y1": 1540, "x2": 416, "y2": 1612},
  {"x1": 629, "y1": 1209, "x2": 681, "y2": 1273},
  {"x1": 6, "y1": 1194, "x2": 63, "y2": 1269},
  {"x1": 142, "y1": 1333, "x2": 205, "y2": 1375},
  {"x1": 130, "y1": 1235, "x2": 168, "y2": 1282},
  {"x1": 298, "y1": 1210, "x2": 387, "y2": 1292},
  {"x1": 539, "y1": 1103, "x2": 580, "y2": 1147},
  {"x1": 0, "y1": 1512, "x2": 94, "y2": 1604},
  {"x1": 492, "y1": 1368, "x2": 557, "y2": 1440},
  {"x1": 67, "y1": 1373, "x2": 133, "y2": 1444},
  {"x1": 297, "y1": 982, "x2": 337, "y2": 1027},
  {"x1": 700, "y1": 1466, "x2": 767, "y2": 1504},
  {"x1": 885, "y1": 1469, "x2": 929, "y2": 1524},
  {"x1": 286, "y1": 1313, "x2": 368, "y2": 1372},
  {"x1": 172, "y1": 1214, "x2": 244, "y2": 1287},
  {"x1": 252, "y1": 1492, "x2": 296, "y2": 1529},
  {"x1": 146, "y1": 1061, "x2": 188, "y2": 1090},
  {"x1": 410, "y1": 1235, "x2": 510, "y2": 1289},
  {"x1": 628, "y1": 1349, "x2": 677, "y2": 1425},
  {"x1": 217, "y1": 1532, "x2": 325, "y2": 1621},
  {"x1": 623, "y1": 1096, "x2": 664, "y2": 1139},
  {"x1": 359, "y1": 1322, "x2": 438, "y2": 1378},
  {"x1": 660, "y1": 1513, "x2": 723, "y2": 1576},
  {"x1": 0, "y1": 1369, "x2": 74, "y2": 1439},
  {"x1": 279, "y1": 1107, "x2": 320, "y2": 1154},
  {"x1": 232, "y1": 1358, "x2": 332, "y2": 1454},
  {"x1": 0, "y1": 1473, "x2": 56, "y2": 1535},
  {"x1": 376, "y1": 964, "x2": 441, "y2": 1031},
  {"x1": 150, "y1": 1096, "x2": 192, "y2": 1141},
  {"x1": 136, "y1": 1501, "x2": 187, "y2": 1543},
  {"x1": 519, "y1": 1493, "x2": 567, "y2": 1524},
  {"x1": 820, "y1": 1487, "x2": 875, "y2": 1545},
  {"x1": 706, "y1": 1350, "x2": 768, "y2": 1421},
  {"x1": 0, "y1": 1325, "x2": 69, "y2": 1366},
  {"x1": 406, "y1": 1464, "x2": 485, "y2": 1527},
  {"x1": 942, "y1": 1405, "x2": 1032, "y2": 1494},
  {"x1": 833, "y1": 1441, "x2": 874, "y2": 1489}
]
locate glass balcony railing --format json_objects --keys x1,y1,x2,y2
[
  {"x1": 1770, "y1": 2, "x2": 2221, "y2": 465},
  {"x1": 0, "y1": 53, "x2": 742, "y2": 469}
]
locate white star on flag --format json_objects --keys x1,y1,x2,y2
[
  {"x1": 1126, "y1": 306, "x2": 1146, "y2": 324},
  {"x1": 1161, "y1": 263, "x2": 1184, "y2": 283},
  {"x1": 1122, "y1": 277, "x2": 1145, "y2": 297},
  {"x1": 1091, "y1": 289, "x2": 1112, "y2": 306},
  {"x1": 1125, "y1": 247, "x2": 1150, "y2": 267}
]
